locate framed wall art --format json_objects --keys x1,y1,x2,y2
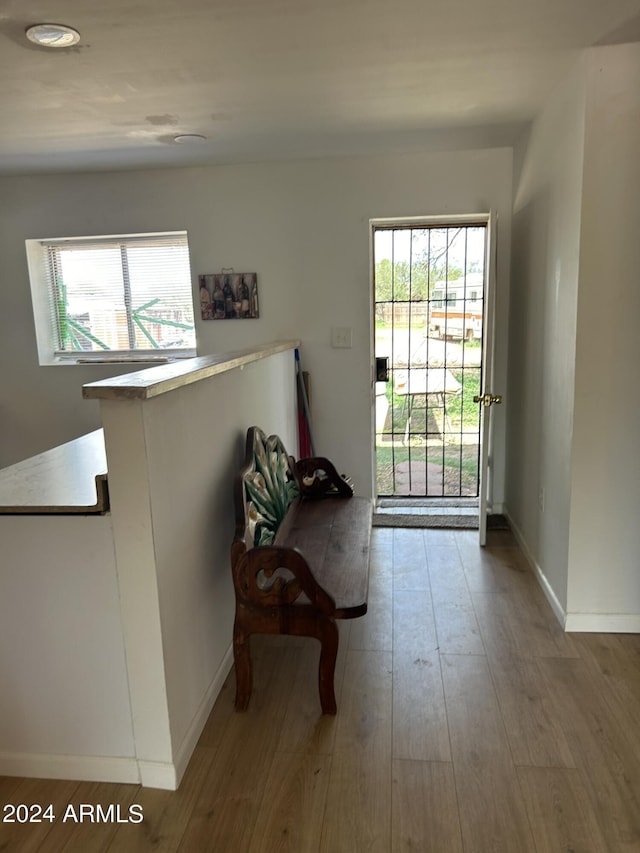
[{"x1": 199, "y1": 272, "x2": 259, "y2": 320}]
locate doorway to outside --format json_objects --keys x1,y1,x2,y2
[{"x1": 373, "y1": 220, "x2": 487, "y2": 512}]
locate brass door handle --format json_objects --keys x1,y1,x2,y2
[{"x1": 473, "y1": 393, "x2": 503, "y2": 407}]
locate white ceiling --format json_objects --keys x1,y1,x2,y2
[{"x1": 1, "y1": 0, "x2": 640, "y2": 175}]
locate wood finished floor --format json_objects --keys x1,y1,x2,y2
[{"x1": 2, "y1": 527, "x2": 640, "y2": 852}]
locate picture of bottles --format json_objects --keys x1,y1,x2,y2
[{"x1": 198, "y1": 273, "x2": 259, "y2": 320}]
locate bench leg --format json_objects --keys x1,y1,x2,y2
[
  {"x1": 233, "y1": 611, "x2": 339, "y2": 714},
  {"x1": 233, "y1": 625, "x2": 252, "y2": 711},
  {"x1": 317, "y1": 619, "x2": 339, "y2": 715}
]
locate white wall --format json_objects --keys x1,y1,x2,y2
[
  {"x1": 99, "y1": 347, "x2": 298, "y2": 788},
  {"x1": 508, "y1": 58, "x2": 587, "y2": 613},
  {"x1": 566, "y1": 44, "x2": 640, "y2": 628},
  {"x1": 508, "y1": 43, "x2": 640, "y2": 630},
  {"x1": 0, "y1": 515, "x2": 135, "y2": 780},
  {"x1": 0, "y1": 149, "x2": 513, "y2": 501}
]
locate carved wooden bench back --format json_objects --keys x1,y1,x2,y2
[{"x1": 237, "y1": 426, "x2": 299, "y2": 550}]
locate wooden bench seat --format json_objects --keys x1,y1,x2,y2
[{"x1": 230, "y1": 426, "x2": 372, "y2": 714}]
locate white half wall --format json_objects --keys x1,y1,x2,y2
[
  {"x1": 99, "y1": 347, "x2": 298, "y2": 788},
  {"x1": 0, "y1": 148, "x2": 513, "y2": 503},
  {"x1": 0, "y1": 515, "x2": 136, "y2": 781}
]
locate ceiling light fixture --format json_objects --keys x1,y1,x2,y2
[
  {"x1": 173, "y1": 134, "x2": 207, "y2": 144},
  {"x1": 26, "y1": 23, "x2": 81, "y2": 48}
]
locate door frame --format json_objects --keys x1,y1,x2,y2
[
  {"x1": 369, "y1": 212, "x2": 498, "y2": 541},
  {"x1": 478, "y1": 210, "x2": 499, "y2": 545}
]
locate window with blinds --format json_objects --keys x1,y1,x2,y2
[{"x1": 37, "y1": 232, "x2": 196, "y2": 361}]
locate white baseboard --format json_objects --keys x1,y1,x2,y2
[
  {"x1": 169, "y1": 643, "x2": 234, "y2": 790},
  {"x1": 504, "y1": 509, "x2": 567, "y2": 629},
  {"x1": 532, "y1": 563, "x2": 567, "y2": 629},
  {"x1": 0, "y1": 645, "x2": 235, "y2": 792},
  {"x1": 564, "y1": 613, "x2": 640, "y2": 633},
  {"x1": 504, "y1": 509, "x2": 640, "y2": 634},
  {"x1": 0, "y1": 751, "x2": 140, "y2": 785},
  {"x1": 137, "y1": 759, "x2": 178, "y2": 790}
]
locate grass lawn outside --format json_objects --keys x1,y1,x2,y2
[{"x1": 376, "y1": 367, "x2": 481, "y2": 497}]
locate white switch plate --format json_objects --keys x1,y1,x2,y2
[{"x1": 331, "y1": 326, "x2": 352, "y2": 348}]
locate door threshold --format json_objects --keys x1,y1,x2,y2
[
  {"x1": 373, "y1": 512, "x2": 479, "y2": 529},
  {"x1": 373, "y1": 501, "x2": 510, "y2": 531},
  {"x1": 374, "y1": 499, "x2": 478, "y2": 529},
  {"x1": 377, "y1": 497, "x2": 478, "y2": 508}
]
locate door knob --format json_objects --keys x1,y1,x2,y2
[{"x1": 473, "y1": 393, "x2": 503, "y2": 407}]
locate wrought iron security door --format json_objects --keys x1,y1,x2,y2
[{"x1": 373, "y1": 222, "x2": 487, "y2": 498}]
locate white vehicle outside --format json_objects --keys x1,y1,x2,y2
[{"x1": 428, "y1": 273, "x2": 484, "y2": 341}]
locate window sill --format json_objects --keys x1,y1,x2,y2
[{"x1": 45, "y1": 350, "x2": 198, "y2": 366}]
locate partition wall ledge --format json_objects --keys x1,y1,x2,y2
[{"x1": 82, "y1": 339, "x2": 300, "y2": 401}]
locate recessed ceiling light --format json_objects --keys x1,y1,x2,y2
[
  {"x1": 26, "y1": 23, "x2": 81, "y2": 48},
  {"x1": 173, "y1": 134, "x2": 207, "y2": 144}
]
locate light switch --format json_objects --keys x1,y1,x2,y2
[{"x1": 331, "y1": 326, "x2": 352, "y2": 348}]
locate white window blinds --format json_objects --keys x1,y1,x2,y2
[{"x1": 42, "y1": 232, "x2": 196, "y2": 358}]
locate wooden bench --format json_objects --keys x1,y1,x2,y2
[{"x1": 230, "y1": 426, "x2": 372, "y2": 714}]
